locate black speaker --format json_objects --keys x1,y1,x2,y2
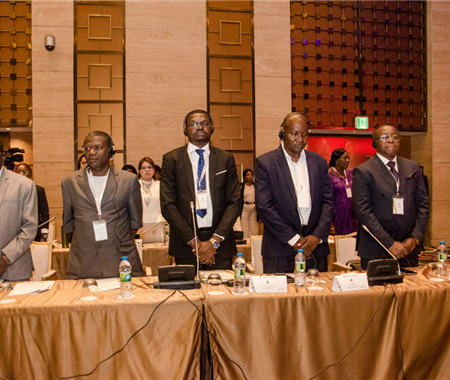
[{"x1": 367, "y1": 259, "x2": 403, "y2": 286}]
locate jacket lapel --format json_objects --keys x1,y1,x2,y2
[
  {"x1": 208, "y1": 147, "x2": 216, "y2": 201},
  {"x1": 102, "y1": 167, "x2": 118, "y2": 207},
  {"x1": 181, "y1": 145, "x2": 196, "y2": 202},
  {"x1": 77, "y1": 168, "x2": 96, "y2": 208},
  {"x1": 0, "y1": 168, "x2": 11, "y2": 209},
  {"x1": 305, "y1": 150, "x2": 316, "y2": 201},
  {"x1": 276, "y1": 146, "x2": 297, "y2": 207},
  {"x1": 371, "y1": 155, "x2": 397, "y2": 191}
]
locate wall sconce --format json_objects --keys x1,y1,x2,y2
[{"x1": 44, "y1": 35, "x2": 55, "y2": 51}]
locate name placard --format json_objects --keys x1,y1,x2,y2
[
  {"x1": 332, "y1": 273, "x2": 369, "y2": 292},
  {"x1": 249, "y1": 276, "x2": 287, "y2": 294}
]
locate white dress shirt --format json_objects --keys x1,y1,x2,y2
[
  {"x1": 377, "y1": 153, "x2": 399, "y2": 190},
  {"x1": 281, "y1": 143, "x2": 312, "y2": 246},
  {"x1": 188, "y1": 142, "x2": 213, "y2": 228}
]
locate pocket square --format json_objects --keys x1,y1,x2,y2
[
  {"x1": 406, "y1": 170, "x2": 417, "y2": 180},
  {"x1": 216, "y1": 170, "x2": 227, "y2": 175}
]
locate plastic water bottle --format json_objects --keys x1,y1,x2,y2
[
  {"x1": 437, "y1": 242, "x2": 448, "y2": 278},
  {"x1": 294, "y1": 249, "x2": 306, "y2": 287},
  {"x1": 119, "y1": 256, "x2": 133, "y2": 298},
  {"x1": 233, "y1": 253, "x2": 246, "y2": 294},
  {"x1": 437, "y1": 242, "x2": 448, "y2": 263},
  {"x1": 163, "y1": 223, "x2": 170, "y2": 246}
]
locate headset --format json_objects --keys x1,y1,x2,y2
[
  {"x1": 278, "y1": 112, "x2": 311, "y2": 140},
  {"x1": 82, "y1": 131, "x2": 115, "y2": 158},
  {"x1": 371, "y1": 125, "x2": 399, "y2": 149},
  {"x1": 183, "y1": 109, "x2": 214, "y2": 136},
  {"x1": 372, "y1": 139, "x2": 377, "y2": 149}
]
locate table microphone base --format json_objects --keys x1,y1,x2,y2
[{"x1": 153, "y1": 280, "x2": 201, "y2": 290}]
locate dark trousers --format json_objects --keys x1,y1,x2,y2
[{"x1": 263, "y1": 255, "x2": 328, "y2": 274}]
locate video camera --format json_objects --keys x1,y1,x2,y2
[{"x1": 3, "y1": 148, "x2": 25, "y2": 171}]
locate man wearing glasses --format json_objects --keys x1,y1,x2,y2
[
  {"x1": 353, "y1": 124, "x2": 429, "y2": 269},
  {"x1": 160, "y1": 110, "x2": 241, "y2": 269}
]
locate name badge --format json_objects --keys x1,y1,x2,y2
[
  {"x1": 393, "y1": 195, "x2": 404, "y2": 215},
  {"x1": 93, "y1": 219, "x2": 108, "y2": 241},
  {"x1": 297, "y1": 192, "x2": 310, "y2": 208},
  {"x1": 345, "y1": 186, "x2": 352, "y2": 198},
  {"x1": 196, "y1": 191, "x2": 208, "y2": 210}
]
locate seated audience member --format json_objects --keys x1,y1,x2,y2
[
  {"x1": 122, "y1": 164, "x2": 138, "y2": 175},
  {"x1": 153, "y1": 164, "x2": 161, "y2": 181},
  {"x1": 15, "y1": 163, "x2": 50, "y2": 241},
  {"x1": 328, "y1": 149, "x2": 358, "y2": 235}
]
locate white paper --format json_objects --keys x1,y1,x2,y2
[
  {"x1": 249, "y1": 275, "x2": 287, "y2": 293},
  {"x1": 332, "y1": 273, "x2": 369, "y2": 292},
  {"x1": 11, "y1": 281, "x2": 55, "y2": 296},
  {"x1": 96, "y1": 278, "x2": 120, "y2": 291}
]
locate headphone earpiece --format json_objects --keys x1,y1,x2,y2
[
  {"x1": 109, "y1": 145, "x2": 115, "y2": 158},
  {"x1": 278, "y1": 128, "x2": 285, "y2": 140},
  {"x1": 372, "y1": 140, "x2": 377, "y2": 149}
]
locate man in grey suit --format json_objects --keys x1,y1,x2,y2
[
  {"x1": 353, "y1": 125, "x2": 429, "y2": 269},
  {"x1": 0, "y1": 139, "x2": 38, "y2": 281},
  {"x1": 160, "y1": 110, "x2": 241, "y2": 270},
  {"x1": 255, "y1": 112, "x2": 333, "y2": 273},
  {"x1": 62, "y1": 131, "x2": 144, "y2": 279}
]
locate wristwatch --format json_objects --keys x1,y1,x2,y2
[{"x1": 209, "y1": 238, "x2": 220, "y2": 249}]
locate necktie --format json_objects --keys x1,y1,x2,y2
[
  {"x1": 387, "y1": 161, "x2": 399, "y2": 182},
  {"x1": 196, "y1": 149, "x2": 207, "y2": 218}
]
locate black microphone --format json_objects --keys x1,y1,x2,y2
[
  {"x1": 362, "y1": 224, "x2": 401, "y2": 274},
  {"x1": 190, "y1": 201, "x2": 200, "y2": 281},
  {"x1": 37, "y1": 216, "x2": 56, "y2": 228}
]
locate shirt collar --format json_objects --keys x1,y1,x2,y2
[
  {"x1": 188, "y1": 142, "x2": 210, "y2": 155},
  {"x1": 376, "y1": 153, "x2": 397, "y2": 166},
  {"x1": 281, "y1": 142, "x2": 305, "y2": 163}
]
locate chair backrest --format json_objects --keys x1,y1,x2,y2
[
  {"x1": 30, "y1": 242, "x2": 52, "y2": 281},
  {"x1": 334, "y1": 232, "x2": 358, "y2": 265},
  {"x1": 251, "y1": 235, "x2": 263, "y2": 274}
]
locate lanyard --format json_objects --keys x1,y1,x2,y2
[
  {"x1": 87, "y1": 168, "x2": 109, "y2": 219},
  {"x1": 188, "y1": 149, "x2": 209, "y2": 191}
]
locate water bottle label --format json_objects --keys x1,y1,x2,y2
[
  {"x1": 234, "y1": 268, "x2": 245, "y2": 279},
  {"x1": 438, "y1": 253, "x2": 448, "y2": 262},
  {"x1": 120, "y1": 272, "x2": 131, "y2": 282},
  {"x1": 295, "y1": 262, "x2": 305, "y2": 273}
]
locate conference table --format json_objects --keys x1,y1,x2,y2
[
  {"x1": 3, "y1": 265, "x2": 449, "y2": 380},
  {"x1": 0, "y1": 278, "x2": 203, "y2": 380},
  {"x1": 203, "y1": 265, "x2": 450, "y2": 380}
]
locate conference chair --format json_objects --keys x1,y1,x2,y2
[
  {"x1": 331, "y1": 232, "x2": 360, "y2": 272},
  {"x1": 30, "y1": 242, "x2": 57, "y2": 281},
  {"x1": 250, "y1": 235, "x2": 263, "y2": 274}
]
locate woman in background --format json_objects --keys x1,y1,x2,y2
[
  {"x1": 122, "y1": 164, "x2": 137, "y2": 175},
  {"x1": 138, "y1": 157, "x2": 162, "y2": 222},
  {"x1": 77, "y1": 154, "x2": 87, "y2": 170},
  {"x1": 328, "y1": 148, "x2": 358, "y2": 235},
  {"x1": 240, "y1": 168, "x2": 258, "y2": 238},
  {"x1": 15, "y1": 163, "x2": 50, "y2": 241}
]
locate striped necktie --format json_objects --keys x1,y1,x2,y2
[
  {"x1": 196, "y1": 149, "x2": 207, "y2": 218},
  {"x1": 387, "y1": 161, "x2": 399, "y2": 182}
]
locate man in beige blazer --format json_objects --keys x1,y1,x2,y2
[
  {"x1": 62, "y1": 131, "x2": 144, "y2": 279},
  {"x1": 0, "y1": 139, "x2": 38, "y2": 281}
]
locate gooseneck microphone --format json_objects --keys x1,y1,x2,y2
[
  {"x1": 190, "y1": 201, "x2": 200, "y2": 281},
  {"x1": 362, "y1": 224, "x2": 401, "y2": 274},
  {"x1": 37, "y1": 216, "x2": 56, "y2": 228}
]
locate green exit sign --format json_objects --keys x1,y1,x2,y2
[{"x1": 355, "y1": 116, "x2": 369, "y2": 130}]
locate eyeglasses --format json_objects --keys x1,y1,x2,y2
[
  {"x1": 187, "y1": 121, "x2": 211, "y2": 129},
  {"x1": 141, "y1": 166, "x2": 154, "y2": 171},
  {"x1": 375, "y1": 134, "x2": 401, "y2": 142}
]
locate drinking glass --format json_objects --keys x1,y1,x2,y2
[
  {"x1": 0, "y1": 282, "x2": 16, "y2": 304},
  {"x1": 306, "y1": 269, "x2": 323, "y2": 290},
  {"x1": 81, "y1": 279, "x2": 99, "y2": 301},
  {"x1": 207, "y1": 273, "x2": 224, "y2": 295}
]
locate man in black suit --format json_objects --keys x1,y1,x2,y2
[
  {"x1": 160, "y1": 110, "x2": 241, "y2": 269},
  {"x1": 352, "y1": 125, "x2": 429, "y2": 269},
  {"x1": 255, "y1": 112, "x2": 333, "y2": 273}
]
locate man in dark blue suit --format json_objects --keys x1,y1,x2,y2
[
  {"x1": 353, "y1": 125, "x2": 429, "y2": 269},
  {"x1": 255, "y1": 112, "x2": 333, "y2": 273}
]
